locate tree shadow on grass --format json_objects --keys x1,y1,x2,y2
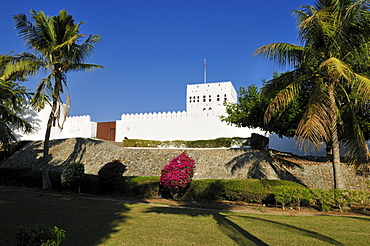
[
  {"x1": 145, "y1": 205, "x2": 269, "y2": 246},
  {"x1": 145, "y1": 205, "x2": 346, "y2": 245},
  {"x1": 0, "y1": 189, "x2": 130, "y2": 245},
  {"x1": 233, "y1": 214, "x2": 344, "y2": 246}
]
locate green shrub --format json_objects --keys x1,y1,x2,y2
[
  {"x1": 15, "y1": 225, "x2": 65, "y2": 246},
  {"x1": 98, "y1": 160, "x2": 127, "y2": 193},
  {"x1": 0, "y1": 168, "x2": 31, "y2": 186},
  {"x1": 221, "y1": 179, "x2": 272, "y2": 204},
  {"x1": 183, "y1": 179, "x2": 276, "y2": 203},
  {"x1": 274, "y1": 186, "x2": 294, "y2": 210},
  {"x1": 184, "y1": 179, "x2": 225, "y2": 201},
  {"x1": 20, "y1": 170, "x2": 63, "y2": 190},
  {"x1": 274, "y1": 186, "x2": 312, "y2": 210},
  {"x1": 122, "y1": 137, "x2": 247, "y2": 148},
  {"x1": 331, "y1": 189, "x2": 352, "y2": 212},
  {"x1": 61, "y1": 162, "x2": 85, "y2": 193},
  {"x1": 349, "y1": 190, "x2": 370, "y2": 213},
  {"x1": 310, "y1": 189, "x2": 333, "y2": 211},
  {"x1": 80, "y1": 174, "x2": 101, "y2": 194},
  {"x1": 125, "y1": 176, "x2": 160, "y2": 198}
]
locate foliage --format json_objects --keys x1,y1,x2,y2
[
  {"x1": 15, "y1": 225, "x2": 65, "y2": 246},
  {"x1": 2, "y1": 166, "x2": 370, "y2": 213},
  {"x1": 61, "y1": 162, "x2": 84, "y2": 193},
  {"x1": 0, "y1": 57, "x2": 33, "y2": 148},
  {"x1": 98, "y1": 160, "x2": 127, "y2": 192},
  {"x1": 254, "y1": 0, "x2": 370, "y2": 188},
  {"x1": 184, "y1": 179, "x2": 279, "y2": 203},
  {"x1": 310, "y1": 189, "x2": 333, "y2": 211},
  {"x1": 124, "y1": 176, "x2": 160, "y2": 198},
  {"x1": 222, "y1": 79, "x2": 305, "y2": 138},
  {"x1": 160, "y1": 152, "x2": 195, "y2": 199},
  {"x1": 274, "y1": 186, "x2": 294, "y2": 210},
  {"x1": 0, "y1": 168, "x2": 32, "y2": 186},
  {"x1": 122, "y1": 137, "x2": 247, "y2": 148}
]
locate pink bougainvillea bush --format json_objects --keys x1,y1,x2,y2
[{"x1": 160, "y1": 152, "x2": 196, "y2": 199}]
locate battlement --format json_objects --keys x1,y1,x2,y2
[
  {"x1": 66, "y1": 115, "x2": 91, "y2": 122},
  {"x1": 187, "y1": 81, "x2": 232, "y2": 87},
  {"x1": 120, "y1": 110, "x2": 223, "y2": 120}
]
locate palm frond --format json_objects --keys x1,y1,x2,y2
[
  {"x1": 254, "y1": 43, "x2": 304, "y2": 67},
  {"x1": 264, "y1": 80, "x2": 302, "y2": 124},
  {"x1": 295, "y1": 80, "x2": 332, "y2": 149}
]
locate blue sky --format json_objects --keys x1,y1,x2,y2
[{"x1": 0, "y1": 0, "x2": 311, "y2": 122}]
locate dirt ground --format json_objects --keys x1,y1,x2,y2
[{"x1": 141, "y1": 198, "x2": 368, "y2": 217}]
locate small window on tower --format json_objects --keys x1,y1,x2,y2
[
  {"x1": 203, "y1": 95, "x2": 206, "y2": 102},
  {"x1": 217, "y1": 94, "x2": 220, "y2": 101},
  {"x1": 209, "y1": 95, "x2": 212, "y2": 102},
  {"x1": 224, "y1": 94, "x2": 227, "y2": 101},
  {"x1": 197, "y1": 96, "x2": 199, "y2": 102}
]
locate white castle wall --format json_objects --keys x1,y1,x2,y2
[
  {"x1": 116, "y1": 111, "x2": 263, "y2": 141},
  {"x1": 115, "y1": 81, "x2": 264, "y2": 141},
  {"x1": 14, "y1": 103, "x2": 96, "y2": 141}
]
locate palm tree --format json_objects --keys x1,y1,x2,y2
[
  {"x1": 2, "y1": 10, "x2": 103, "y2": 189},
  {"x1": 254, "y1": 0, "x2": 370, "y2": 189},
  {"x1": 0, "y1": 55, "x2": 33, "y2": 150}
]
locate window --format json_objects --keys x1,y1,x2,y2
[
  {"x1": 189, "y1": 96, "x2": 192, "y2": 103},
  {"x1": 224, "y1": 94, "x2": 227, "y2": 101},
  {"x1": 197, "y1": 96, "x2": 199, "y2": 102},
  {"x1": 203, "y1": 95, "x2": 206, "y2": 102},
  {"x1": 217, "y1": 94, "x2": 220, "y2": 101},
  {"x1": 209, "y1": 95, "x2": 211, "y2": 102}
]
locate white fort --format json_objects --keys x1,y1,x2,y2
[
  {"x1": 116, "y1": 81, "x2": 260, "y2": 141},
  {"x1": 16, "y1": 81, "x2": 319, "y2": 155}
]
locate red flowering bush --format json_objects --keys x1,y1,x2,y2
[
  {"x1": 98, "y1": 160, "x2": 127, "y2": 191},
  {"x1": 160, "y1": 152, "x2": 195, "y2": 199}
]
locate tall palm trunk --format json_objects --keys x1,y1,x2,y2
[
  {"x1": 328, "y1": 83, "x2": 345, "y2": 190},
  {"x1": 42, "y1": 76, "x2": 61, "y2": 190}
]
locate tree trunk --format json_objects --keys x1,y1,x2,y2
[
  {"x1": 42, "y1": 79, "x2": 61, "y2": 190},
  {"x1": 328, "y1": 83, "x2": 345, "y2": 190},
  {"x1": 42, "y1": 113, "x2": 54, "y2": 190}
]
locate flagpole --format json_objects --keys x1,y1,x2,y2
[{"x1": 204, "y1": 59, "x2": 206, "y2": 83}]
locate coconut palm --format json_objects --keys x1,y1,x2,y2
[
  {"x1": 0, "y1": 55, "x2": 33, "y2": 150},
  {"x1": 2, "y1": 9, "x2": 103, "y2": 189},
  {"x1": 254, "y1": 0, "x2": 370, "y2": 189}
]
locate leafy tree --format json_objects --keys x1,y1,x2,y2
[
  {"x1": 222, "y1": 72, "x2": 306, "y2": 138},
  {"x1": 2, "y1": 10, "x2": 103, "y2": 189},
  {"x1": 254, "y1": 0, "x2": 370, "y2": 189},
  {"x1": 0, "y1": 55, "x2": 33, "y2": 150}
]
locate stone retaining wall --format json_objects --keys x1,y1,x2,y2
[{"x1": 1, "y1": 138, "x2": 369, "y2": 190}]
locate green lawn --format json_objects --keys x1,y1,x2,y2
[{"x1": 0, "y1": 188, "x2": 369, "y2": 245}]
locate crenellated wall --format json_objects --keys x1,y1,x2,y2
[{"x1": 116, "y1": 112, "x2": 264, "y2": 141}]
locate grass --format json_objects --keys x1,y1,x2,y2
[{"x1": 1, "y1": 187, "x2": 369, "y2": 245}]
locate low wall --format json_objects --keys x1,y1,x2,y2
[{"x1": 2, "y1": 138, "x2": 369, "y2": 190}]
